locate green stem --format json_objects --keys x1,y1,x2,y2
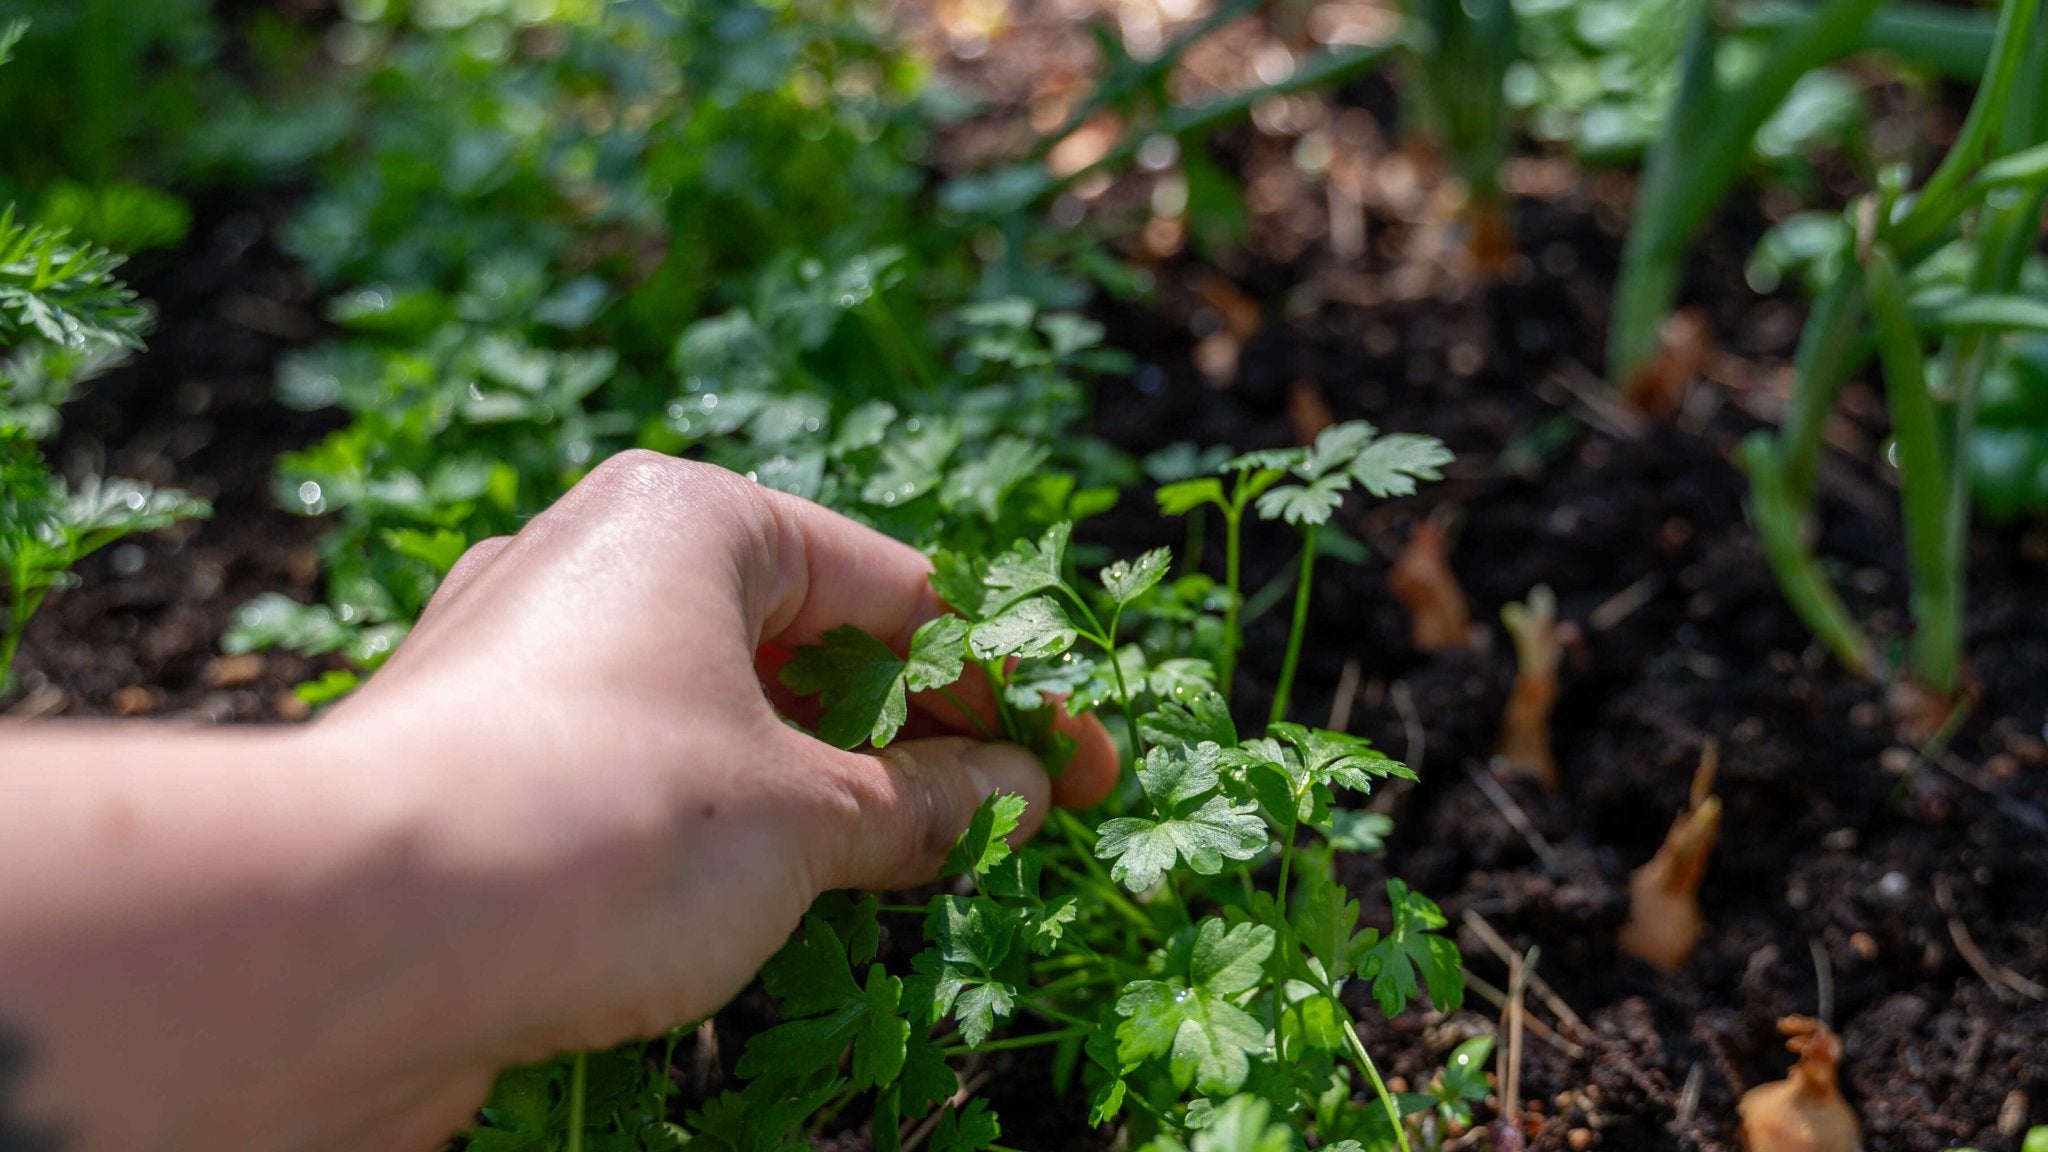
[
  {"x1": 1865, "y1": 244, "x2": 1959, "y2": 691},
  {"x1": 1221, "y1": 504, "x2": 1243, "y2": 700},
  {"x1": 1050, "y1": 812, "x2": 1157, "y2": 936},
  {"x1": 1741, "y1": 435, "x2": 1877, "y2": 676},
  {"x1": 1341, "y1": 1016, "x2": 1415, "y2": 1152},
  {"x1": 1777, "y1": 265, "x2": 1870, "y2": 507},
  {"x1": 1102, "y1": 605, "x2": 1144, "y2": 759},
  {"x1": 1893, "y1": 0, "x2": 2041, "y2": 252},
  {"x1": 1268, "y1": 525, "x2": 1320, "y2": 728},
  {"x1": 936, "y1": 686, "x2": 997, "y2": 740},
  {"x1": 566, "y1": 1051, "x2": 589, "y2": 1152}
]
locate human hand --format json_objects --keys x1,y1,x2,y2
[
  {"x1": 0, "y1": 452, "x2": 1118, "y2": 1152},
  {"x1": 314, "y1": 451, "x2": 1120, "y2": 1143}
]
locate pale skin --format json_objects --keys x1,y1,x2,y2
[{"x1": 0, "y1": 452, "x2": 1120, "y2": 1152}]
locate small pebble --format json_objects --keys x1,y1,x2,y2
[
  {"x1": 1568, "y1": 1128, "x2": 1594, "y2": 1151},
  {"x1": 1849, "y1": 701, "x2": 1880, "y2": 728},
  {"x1": 1998, "y1": 1089, "x2": 2028, "y2": 1137},
  {"x1": 110, "y1": 686, "x2": 158, "y2": 716},
  {"x1": 1822, "y1": 828, "x2": 1857, "y2": 851},
  {"x1": 1850, "y1": 932, "x2": 1879, "y2": 960},
  {"x1": 274, "y1": 691, "x2": 311, "y2": 723},
  {"x1": 1878, "y1": 747, "x2": 1917, "y2": 776},
  {"x1": 1877, "y1": 871, "x2": 1910, "y2": 901},
  {"x1": 206, "y1": 653, "x2": 267, "y2": 688}
]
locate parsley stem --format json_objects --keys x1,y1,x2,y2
[
  {"x1": 1268, "y1": 524, "x2": 1320, "y2": 728},
  {"x1": 943, "y1": 1024, "x2": 1089, "y2": 1057},
  {"x1": 566, "y1": 1051, "x2": 588, "y2": 1152},
  {"x1": 1221, "y1": 497, "x2": 1245, "y2": 701},
  {"x1": 1102, "y1": 603, "x2": 1144, "y2": 760},
  {"x1": 877, "y1": 903, "x2": 929, "y2": 915},
  {"x1": 936, "y1": 685, "x2": 996, "y2": 739},
  {"x1": 1341, "y1": 1015, "x2": 1415, "y2": 1152}
]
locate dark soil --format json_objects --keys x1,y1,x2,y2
[
  {"x1": 4, "y1": 196, "x2": 341, "y2": 723},
  {"x1": 1079, "y1": 159, "x2": 2048, "y2": 1151},
  {"x1": 11, "y1": 25, "x2": 2048, "y2": 1152}
]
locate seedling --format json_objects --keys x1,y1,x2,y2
[
  {"x1": 1496, "y1": 585, "x2": 1562, "y2": 792},
  {"x1": 1388, "y1": 517, "x2": 1472, "y2": 653},
  {"x1": 1737, "y1": 1016, "x2": 1861, "y2": 1152},
  {"x1": 0, "y1": 195, "x2": 205, "y2": 689},
  {"x1": 1617, "y1": 740, "x2": 1721, "y2": 970},
  {"x1": 711, "y1": 434, "x2": 1463, "y2": 1151},
  {"x1": 1157, "y1": 420, "x2": 1452, "y2": 720}
]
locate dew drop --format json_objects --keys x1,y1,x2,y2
[{"x1": 298, "y1": 481, "x2": 323, "y2": 506}]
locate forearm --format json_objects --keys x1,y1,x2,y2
[{"x1": 0, "y1": 722, "x2": 468, "y2": 1150}]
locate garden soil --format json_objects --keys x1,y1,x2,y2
[{"x1": 8, "y1": 49, "x2": 2047, "y2": 1152}]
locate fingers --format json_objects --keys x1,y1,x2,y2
[
  {"x1": 797, "y1": 735, "x2": 1051, "y2": 893},
  {"x1": 748, "y1": 483, "x2": 946, "y2": 652},
  {"x1": 908, "y1": 670, "x2": 1122, "y2": 809}
]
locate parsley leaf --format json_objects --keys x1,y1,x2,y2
[
  {"x1": 1095, "y1": 742, "x2": 1267, "y2": 891},
  {"x1": 983, "y1": 521, "x2": 1072, "y2": 603},
  {"x1": 1352, "y1": 879, "x2": 1465, "y2": 1017},
  {"x1": 968, "y1": 595, "x2": 1078, "y2": 660},
  {"x1": 1100, "y1": 547, "x2": 1171, "y2": 606},
  {"x1": 1155, "y1": 476, "x2": 1225, "y2": 517},
  {"x1": 779, "y1": 617, "x2": 968, "y2": 749},
  {"x1": 1347, "y1": 432, "x2": 1453, "y2": 497},
  {"x1": 928, "y1": 1099, "x2": 1001, "y2": 1152},
  {"x1": 1114, "y1": 918, "x2": 1275, "y2": 1094},
  {"x1": 912, "y1": 896, "x2": 1018, "y2": 1046},
  {"x1": 1254, "y1": 473, "x2": 1346, "y2": 526},
  {"x1": 941, "y1": 792, "x2": 1027, "y2": 877},
  {"x1": 1138, "y1": 690, "x2": 1238, "y2": 750},
  {"x1": 943, "y1": 435, "x2": 1048, "y2": 521},
  {"x1": 739, "y1": 915, "x2": 912, "y2": 1090}
]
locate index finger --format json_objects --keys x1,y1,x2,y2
[
  {"x1": 749, "y1": 483, "x2": 948, "y2": 652},
  {"x1": 745, "y1": 481, "x2": 1121, "y2": 808}
]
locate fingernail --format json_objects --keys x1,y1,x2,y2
[{"x1": 958, "y1": 741, "x2": 1045, "y2": 802}]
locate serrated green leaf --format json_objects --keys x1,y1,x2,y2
[
  {"x1": 779, "y1": 626, "x2": 908, "y2": 749},
  {"x1": 1353, "y1": 879, "x2": 1464, "y2": 1017},
  {"x1": 968, "y1": 595, "x2": 1078, "y2": 660},
  {"x1": 1101, "y1": 546, "x2": 1172, "y2": 606},
  {"x1": 1157, "y1": 476, "x2": 1226, "y2": 516},
  {"x1": 1187, "y1": 1095, "x2": 1293, "y2": 1152},
  {"x1": 984, "y1": 522, "x2": 1072, "y2": 601},
  {"x1": 1114, "y1": 920, "x2": 1276, "y2": 1095},
  {"x1": 905, "y1": 614, "x2": 970, "y2": 692},
  {"x1": 1145, "y1": 658, "x2": 1215, "y2": 700},
  {"x1": 1254, "y1": 474, "x2": 1347, "y2": 525},
  {"x1": 944, "y1": 435, "x2": 1049, "y2": 521},
  {"x1": 742, "y1": 917, "x2": 910, "y2": 1091},
  {"x1": 1096, "y1": 743, "x2": 1266, "y2": 891},
  {"x1": 860, "y1": 418, "x2": 961, "y2": 506},
  {"x1": 1346, "y1": 432, "x2": 1451, "y2": 497},
  {"x1": 1223, "y1": 447, "x2": 1306, "y2": 472},
  {"x1": 1303, "y1": 421, "x2": 1379, "y2": 479},
  {"x1": 942, "y1": 792, "x2": 1028, "y2": 877},
  {"x1": 1138, "y1": 690, "x2": 1238, "y2": 749},
  {"x1": 929, "y1": 1099, "x2": 1001, "y2": 1152}
]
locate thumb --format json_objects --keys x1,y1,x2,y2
[{"x1": 803, "y1": 736, "x2": 1052, "y2": 893}]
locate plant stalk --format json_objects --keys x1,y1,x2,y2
[
  {"x1": 1268, "y1": 525, "x2": 1320, "y2": 727},
  {"x1": 1342, "y1": 1016, "x2": 1416, "y2": 1152}
]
